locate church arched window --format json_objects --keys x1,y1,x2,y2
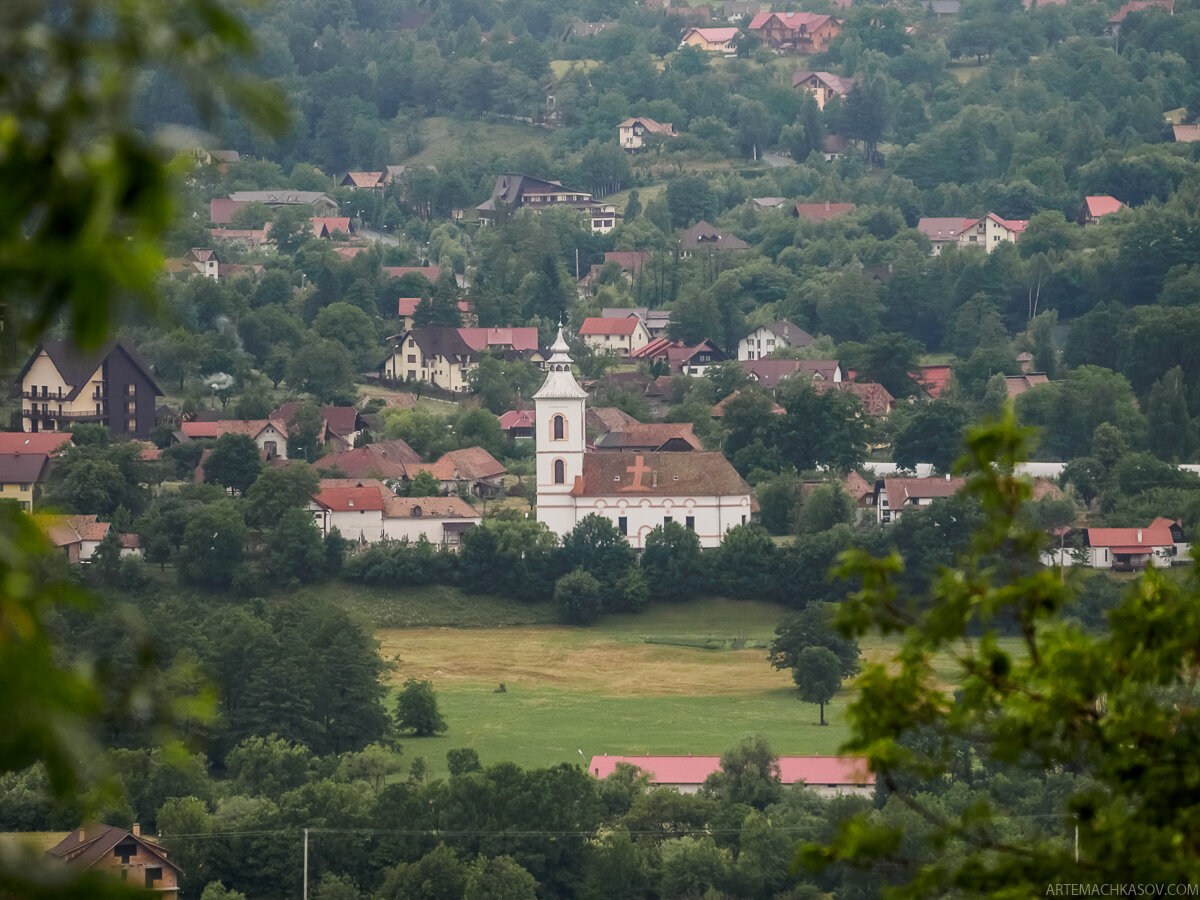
[
  {"x1": 553, "y1": 459, "x2": 566, "y2": 484},
  {"x1": 552, "y1": 414, "x2": 565, "y2": 440}
]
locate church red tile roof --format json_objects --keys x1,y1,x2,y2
[{"x1": 570, "y1": 452, "x2": 749, "y2": 497}]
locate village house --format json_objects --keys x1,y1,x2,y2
[
  {"x1": 742, "y1": 358, "x2": 844, "y2": 391},
  {"x1": 395, "y1": 297, "x2": 476, "y2": 331},
  {"x1": 382, "y1": 327, "x2": 539, "y2": 392},
  {"x1": 1004, "y1": 373, "x2": 1050, "y2": 399},
  {"x1": 679, "y1": 26, "x2": 741, "y2": 54},
  {"x1": 1078, "y1": 195, "x2": 1125, "y2": 225},
  {"x1": 1103, "y1": 0, "x2": 1172, "y2": 36},
  {"x1": 917, "y1": 213, "x2": 1028, "y2": 255},
  {"x1": 308, "y1": 478, "x2": 482, "y2": 548},
  {"x1": 310, "y1": 217, "x2": 355, "y2": 239},
  {"x1": 0, "y1": 432, "x2": 73, "y2": 511},
  {"x1": 271, "y1": 403, "x2": 365, "y2": 452},
  {"x1": 578, "y1": 316, "x2": 652, "y2": 357},
  {"x1": 339, "y1": 171, "x2": 391, "y2": 189},
  {"x1": 586, "y1": 406, "x2": 641, "y2": 436},
  {"x1": 12, "y1": 340, "x2": 163, "y2": 440},
  {"x1": 793, "y1": 201, "x2": 857, "y2": 222},
  {"x1": 618, "y1": 116, "x2": 678, "y2": 150},
  {"x1": 737, "y1": 320, "x2": 814, "y2": 361},
  {"x1": 589, "y1": 755, "x2": 874, "y2": 798},
  {"x1": 874, "y1": 476, "x2": 966, "y2": 525},
  {"x1": 593, "y1": 423, "x2": 704, "y2": 452},
  {"x1": 46, "y1": 824, "x2": 181, "y2": 893},
  {"x1": 180, "y1": 418, "x2": 291, "y2": 460},
  {"x1": 1173, "y1": 124, "x2": 1200, "y2": 143},
  {"x1": 209, "y1": 190, "x2": 337, "y2": 225},
  {"x1": 748, "y1": 11, "x2": 842, "y2": 53},
  {"x1": 600, "y1": 305, "x2": 671, "y2": 338},
  {"x1": 535, "y1": 327, "x2": 752, "y2": 548},
  {"x1": 499, "y1": 409, "x2": 536, "y2": 440},
  {"x1": 164, "y1": 247, "x2": 219, "y2": 279},
  {"x1": 792, "y1": 71, "x2": 855, "y2": 109},
  {"x1": 813, "y1": 380, "x2": 896, "y2": 416},
  {"x1": 476, "y1": 173, "x2": 619, "y2": 234},
  {"x1": 1045, "y1": 519, "x2": 1188, "y2": 571},
  {"x1": 36, "y1": 514, "x2": 139, "y2": 564},
  {"x1": 722, "y1": 1, "x2": 761, "y2": 21},
  {"x1": 680, "y1": 221, "x2": 750, "y2": 254},
  {"x1": 592, "y1": 371, "x2": 674, "y2": 418}
]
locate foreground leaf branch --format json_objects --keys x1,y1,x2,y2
[{"x1": 808, "y1": 408, "x2": 1200, "y2": 895}]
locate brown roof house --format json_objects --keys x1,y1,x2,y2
[
  {"x1": 874, "y1": 476, "x2": 966, "y2": 525},
  {"x1": 476, "y1": 173, "x2": 618, "y2": 234},
  {"x1": 12, "y1": 340, "x2": 163, "y2": 439},
  {"x1": 680, "y1": 221, "x2": 750, "y2": 255},
  {"x1": 737, "y1": 320, "x2": 814, "y2": 361},
  {"x1": 46, "y1": 824, "x2": 181, "y2": 893},
  {"x1": 748, "y1": 11, "x2": 841, "y2": 53},
  {"x1": 792, "y1": 71, "x2": 856, "y2": 109},
  {"x1": 593, "y1": 422, "x2": 705, "y2": 451},
  {"x1": 619, "y1": 117, "x2": 678, "y2": 151}
]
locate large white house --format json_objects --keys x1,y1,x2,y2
[{"x1": 534, "y1": 328, "x2": 752, "y2": 548}]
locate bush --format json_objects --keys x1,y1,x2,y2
[{"x1": 555, "y1": 568, "x2": 605, "y2": 625}]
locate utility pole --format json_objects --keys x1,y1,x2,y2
[{"x1": 303, "y1": 828, "x2": 309, "y2": 899}]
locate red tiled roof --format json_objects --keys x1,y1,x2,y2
[
  {"x1": 458, "y1": 327, "x2": 539, "y2": 352},
  {"x1": 710, "y1": 391, "x2": 786, "y2": 418},
  {"x1": 0, "y1": 433, "x2": 73, "y2": 456},
  {"x1": 435, "y1": 447, "x2": 507, "y2": 481},
  {"x1": 1084, "y1": 196, "x2": 1124, "y2": 218},
  {"x1": 1086, "y1": 521, "x2": 1175, "y2": 550},
  {"x1": 742, "y1": 358, "x2": 841, "y2": 388},
  {"x1": 571, "y1": 451, "x2": 749, "y2": 497},
  {"x1": 579, "y1": 316, "x2": 642, "y2": 336},
  {"x1": 586, "y1": 407, "x2": 641, "y2": 433},
  {"x1": 595, "y1": 423, "x2": 704, "y2": 451},
  {"x1": 683, "y1": 26, "x2": 740, "y2": 42},
  {"x1": 209, "y1": 198, "x2": 245, "y2": 225},
  {"x1": 343, "y1": 171, "x2": 384, "y2": 187},
  {"x1": 632, "y1": 337, "x2": 675, "y2": 359},
  {"x1": 813, "y1": 380, "x2": 895, "y2": 416},
  {"x1": 311, "y1": 217, "x2": 353, "y2": 237},
  {"x1": 312, "y1": 485, "x2": 385, "y2": 512},
  {"x1": 383, "y1": 266, "x2": 441, "y2": 281},
  {"x1": 498, "y1": 409, "x2": 536, "y2": 430},
  {"x1": 1108, "y1": 0, "x2": 1172, "y2": 22},
  {"x1": 917, "y1": 365, "x2": 952, "y2": 399},
  {"x1": 397, "y1": 297, "x2": 422, "y2": 316},
  {"x1": 794, "y1": 201, "x2": 856, "y2": 221},
  {"x1": 883, "y1": 476, "x2": 966, "y2": 502},
  {"x1": 0, "y1": 452, "x2": 50, "y2": 484},
  {"x1": 315, "y1": 441, "x2": 420, "y2": 479},
  {"x1": 589, "y1": 755, "x2": 874, "y2": 786},
  {"x1": 917, "y1": 217, "x2": 974, "y2": 240}
]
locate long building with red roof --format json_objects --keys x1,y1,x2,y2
[{"x1": 589, "y1": 755, "x2": 874, "y2": 798}]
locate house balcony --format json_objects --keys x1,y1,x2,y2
[{"x1": 23, "y1": 407, "x2": 105, "y2": 421}]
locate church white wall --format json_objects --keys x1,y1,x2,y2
[{"x1": 544, "y1": 494, "x2": 753, "y2": 549}]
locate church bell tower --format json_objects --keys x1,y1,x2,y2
[{"x1": 533, "y1": 325, "x2": 587, "y2": 537}]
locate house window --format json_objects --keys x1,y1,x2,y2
[
  {"x1": 145, "y1": 867, "x2": 163, "y2": 889},
  {"x1": 618, "y1": 516, "x2": 627, "y2": 535},
  {"x1": 126, "y1": 383, "x2": 136, "y2": 396},
  {"x1": 126, "y1": 418, "x2": 136, "y2": 432},
  {"x1": 20, "y1": 484, "x2": 30, "y2": 492},
  {"x1": 553, "y1": 459, "x2": 565, "y2": 484},
  {"x1": 686, "y1": 515, "x2": 695, "y2": 530},
  {"x1": 664, "y1": 516, "x2": 672, "y2": 526},
  {"x1": 552, "y1": 414, "x2": 565, "y2": 441},
  {"x1": 263, "y1": 441, "x2": 278, "y2": 459},
  {"x1": 126, "y1": 400, "x2": 136, "y2": 414},
  {"x1": 408, "y1": 354, "x2": 416, "y2": 363}
]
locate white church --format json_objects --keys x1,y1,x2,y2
[{"x1": 534, "y1": 327, "x2": 753, "y2": 548}]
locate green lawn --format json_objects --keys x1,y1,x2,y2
[{"x1": 399, "y1": 117, "x2": 556, "y2": 168}]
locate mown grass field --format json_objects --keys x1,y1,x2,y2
[
  {"x1": 400, "y1": 117, "x2": 556, "y2": 168},
  {"x1": 332, "y1": 588, "x2": 1025, "y2": 779}
]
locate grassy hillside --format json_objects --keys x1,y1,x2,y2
[{"x1": 399, "y1": 117, "x2": 557, "y2": 168}]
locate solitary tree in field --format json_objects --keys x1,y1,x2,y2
[
  {"x1": 792, "y1": 646, "x2": 843, "y2": 726},
  {"x1": 395, "y1": 678, "x2": 447, "y2": 736}
]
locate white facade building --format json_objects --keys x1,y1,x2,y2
[{"x1": 534, "y1": 328, "x2": 752, "y2": 548}]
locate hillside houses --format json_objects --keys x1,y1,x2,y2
[
  {"x1": 875, "y1": 476, "x2": 966, "y2": 525},
  {"x1": 792, "y1": 71, "x2": 855, "y2": 108},
  {"x1": 309, "y1": 479, "x2": 481, "y2": 546},
  {"x1": 737, "y1": 320, "x2": 814, "y2": 361},
  {"x1": 918, "y1": 213, "x2": 1029, "y2": 255},
  {"x1": 748, "y1": 11, "x2": 841, "y2": 53},
  {"x1": 382, "y1": 326, "x2": 542, "y2": 392},
  {"x1": 579, "y1": 316, "x2": 652, "y2": 357},
  {"x1": 618, "y1": 116, "x2": 678, "y2": 150},
  {"x1": 476, "y1": 173, "x2": 619, "y2": 234},
  {"x1": 680, "y1": 27, "x2": 741, "y2": 54}
]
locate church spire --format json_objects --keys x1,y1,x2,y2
[{"x1": 534, "y1": 322, "x2": 587, "y2": 400}]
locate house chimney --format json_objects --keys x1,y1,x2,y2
[
  {"x1": 945, "y1": 473, "x2": 950, "y2": 481},
  {"x1": 78, "y1": 828, "x2": 85, "y2": 841},
  {"x1": 825, "y1": 200, "x2": 831, "y2": 210},
  {"x1": 132, "y1": 823, "x2": 140, "y2": 837},
  {"x1": 1137, "y1": 529, "x2": 1143, "y2": 542}
]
